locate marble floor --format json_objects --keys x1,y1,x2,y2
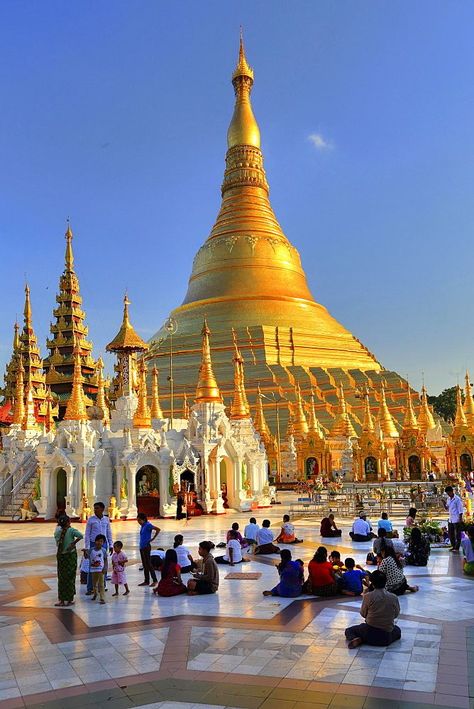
[{"x1": 0, "y1": 495, "x2": 471, "y2": 708}]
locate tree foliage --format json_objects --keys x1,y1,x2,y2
[{"x1": 427, "y1": 386, "x2": 461, "y2": 423}]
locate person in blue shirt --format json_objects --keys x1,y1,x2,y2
[
  {"x1": 340, "y1": 558, "x2": 368, "y2": 596},
  {"x1": 137, "y1": 513, "x2": 161, "y2": 587},
  {"x1": 377, "y1": 512, "x2": 398, "y2": 538}
]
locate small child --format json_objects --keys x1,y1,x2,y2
[
  {"x1": 339, "y1": 557, "x2": 368, "y2": 596},
  {"x1": 329, "y1": 550, "x2": 344, "y2": 571},
  {"x1": 80, "y1": 553, "x2": 89, "y2": 585},
  {"x1": 111, "y1": 540, "x2": 130, "y2": 596},
  {"x1": 90, "y1": 534, "x2": 108, "y2": 604}
]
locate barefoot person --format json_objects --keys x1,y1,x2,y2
[
  {"x1": 187, "y1": 541, "x2": 219, "y2": 595},
  {"x1": 254, "y1": 520, "x2": 280, "y2": 554},
  {"x1": 275, "y1": 515, "x2": 303, "y2": 544},
  {"x1": 263, "y1": 549, "x2": 303, "y2": 597},
  {"x1": 320, "y1": 513, "x2": 342, "y2": 538},
  {"x1": 379, "y1": 548, "x2": 419, "y2": 595},
  {"x1": 345, "y1": 570, "x2": 401, "y2": 648},
  {"x1": 54, "y1": 515, "x2": 83, "y2": 607},
  {"x1": 137, "y1": 513, "x2": 161, "y2": 588}
]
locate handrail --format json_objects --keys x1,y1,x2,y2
[{"x1": 0, "y1": 451, "x2": 35, "y2": 496}]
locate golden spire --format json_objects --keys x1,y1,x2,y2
[
  {"x1": 106, "y1": 294, "x2": 148, "y2": 352},
  {"x1": 292, "y1": 383, "x2": 309, "y2": 435},
  {"x1": 24, "y1": 284, "x2": 32, "y2": 330},
  {"x1": 45, "y1": 388, "x2": 55, "y2": 432},
  {"x1": 195, "y1": 319, "x2": 221, "y2": 403},
  {"x1": 64, "y1": 346, "x2": 87, "y2": 421},
  {"x1": 454, "y1": 384, "x2": 468, "y2": 431},
  {"x1": 330, "y1": 383, "x2": 357, "y2": 438},
  {"x1": 22, "y1": 368, "x2": 38, "y2": 430},
  {"x1": 230, "y1": 334, "x2": 250, "y2": 419},
  {"x1": 254, "y1": 384, "x2": 271, "y2": 440},
  {"x1": 464, "y1": 372, "x2": 474, "y2": 429},
  {"x1": 65, "y1": 221, "x2": 74, "y2": 271},
  {"x1": 151, "y1": 366, "x2": 164, "y2": 419},
  {"x1": 418, "y1": 385, "x2": 436, "y2": 435},
  {"x1": 182, "y1": 391, "x2": 190, "y2": 419},
  {"x1": 362, "y1": 391, "x2": 375, "y2": 433},
  {"x1": 133, "y1": 357, "x2": 152, "y2": 428},
  {"x1": 95, "y1": 357, "x2": 110, "y2": 424},
  {"x1": 377, "y1": 383, "x2": 399, "y2": 438},
  {"x1": 13, "y1": 321, "x2": 20, "y2": 352},
  {"x1": 403, "y1": 384, "x2": 419, "y2": 431},
  {"x1": 11, "y1": 357, "x2": 25, "y2": 425},
  {"x1": 227, "y1": 30, "x2": 260, "y2": 149}
]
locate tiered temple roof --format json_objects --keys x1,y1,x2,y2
[{"x1": 43, "y1": 224, "x2": 97, "y2": 417}]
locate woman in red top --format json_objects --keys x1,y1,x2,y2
[
  {"x1": 154, "y1": 549, "x2": 187, "y2": 597},
  {"x1": 305, "y1": 546, "x2": 339, "y2": 596}
]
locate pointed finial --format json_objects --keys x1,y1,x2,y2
[
  {"x1": 377, "y1": 383, "x2": 399, "y2": 438},
  {"x1": 24, "y1": 283, "x2": 32, "y2": 328},
  {"x1": 95, "y1": 356, "x2": 110, "y2": 424},
  {"x1": 402, "y1": 382, "x2": 419, "y2": 431},
  {"x1": 195, "y1": 318, "x2": 222, "y2": 403},
  {"x1": 64, "y1": 344, "x2": 87, "y2": 420},
  {"x1": 65, "y1": 219, "x2": 74, "y2": 271},
  {"x1": 454, "y1": 384, "x2": 468, "y2": 430},
  {"x1": 292, "y1": 383, "x2": 309, "y2": 435},
  {"x1": 13, "y1": 321, "x2": 20, "y2": 351},
  {"x1": 228, "y1": 29, "x2": 260, "y2": 149},
  {"x1": 230, "y1": 333, "x2": 250, "y2": 419},
  {"x1": 464, "y1": 371, "x2": 474, "y2": 430},
  {"x1": 151, "y1": 366, "x2": 164, "y2": 419},
  {"x1": 362, "y1": 391, "x2": 375, "y2": 433},
  {"x1": 232, "y1": 27, "x2": 254, "y2": 82}
]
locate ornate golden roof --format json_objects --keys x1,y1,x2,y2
[
  {"x1": 330, "y1": 384, "x2": 357, "y2": 438},
  {"x1": 230, "y1": 335, "x2": 250, "y2": 419},
  {"x1": 107, "y1": 295, "x2": 148, "y2": 353},
  {"x1": 402, "y1": 385, "x2": 419, "y2": 431},
  {"x1": 417, "y1": 385, "x2": 436, "y2": 435},
  {"x1": 133, "y1": 358, "x2": 152, "y2": 428},
  {"x1": 195, "y1": 319, "x2": 222, "y2": 403},
  {"x1": 64, "y1": 347, "x2": 87, "y2": 421},
  {"x1": 377, "y1": 383, "x2": 399, "y2": 438},
  {"x1": 150, "y1": 366, "x2": 163, "y2": 419}
]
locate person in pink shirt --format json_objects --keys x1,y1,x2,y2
[{"x1": 111, "y1": 541, "x2": 130, "y2": 596}]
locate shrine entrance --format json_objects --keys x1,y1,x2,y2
[
  {"x1": 408, "y1": 455, "x2": 422, "y2": 481},
  {"x1": 56, "y1": 468, "x2": 67, "y2": 513},
  {"x1": 460, "y1": 453, "x2": 472, "y2": 474},
  {"x1": 364, "y1": 456, "x2": 378, "y2": 482},
  {"x1": 219, "y1": 458, "x2": 229, "y2": 508},
  {"x1": 306, "y1": 457, "x2": 318, "y2": 479},
  {"x1": 180, "y1": 469, "x2": 195, "y2": 492},
  {"x1": 136, "y1": 465, "x2": 160, "y2": 517}
]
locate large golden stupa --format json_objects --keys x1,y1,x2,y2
[{"x1": 149, "y1": 37, "x2": 409, "y2": 435}]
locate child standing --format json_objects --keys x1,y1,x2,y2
[
  {"x1": 90, "y1": 534, "x2": 108, "y2": 604},
  {"x1": 111, "y1": 540, "x2": 130, "y2": 596}
]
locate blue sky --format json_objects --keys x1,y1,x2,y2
[{"x1": 1, "y1": 1, "x2": 473, "y2": 395}]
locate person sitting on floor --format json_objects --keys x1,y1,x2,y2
[
  {"x1": 405, "y1": 507, "x2": 418, "y2": 527},
  {"x1": 339, "y1": 557, "x2": 368, "y2": 596},
  {"x1": 263, "y1": 549, "x2": 303, "y2": 598},
  {"x1": 377, "y1": 512, "x2": 399, "y2": 538},
  {"x1": 275, "y1": 515, "x2": 303, "y2": 544},
  {"x1": 405, "y1": 527, "x2": 430, "y2": 567},
  {"x1": 379, "y1": 547, "x2": 419, "y2": 595},
  {"x1": 243, "y1": 517, "x2": 260, "y2": 546},
  {"x1": 367, "y1": 528, "x2": 394, "y2": 565},
  {"x1": 154, "y1": 549, "x2": 187, "y2": 597},
  {"x1": 304, "y1": 546, "x2": 339, "y2": 596},
  {"x1": 344, "y1": 570, "x2": 402, "y2": 648},
  {"x1": 461, "y1": 525, "x2": 474, "y2": 576},
  {"x1": 226, "y1": 522, "x2": 248, "y2": 548},
  {"x1": 187, "y1": 541, "x2": 219, "y2": 595},
  {"x1": 329, "y1": 550, "x2": 345, "y2": 571},
  {"x1": 172, "y1": 534, "x2": 195, "y2": 573},
  {"x1": 215, "y1": 530, "x2": 249, "y2": 565},
  {"x1": 320, "y1": 513, "x2": 342, "y2": 538},
  {"x1": 350, "y1": 513, "x2": 376, "y2": 542},
  {"x1": 254, "y1": 520, "x2": 280, "y2": 555}
]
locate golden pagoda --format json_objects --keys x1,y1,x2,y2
[
  {"x1": 464, "y1": 372, "x2": 474, "y2": 431},
  {"x1": 64, "y1": 346, "x2": 88, "y2": 421},
  {"x1": 195, "y1": 320, "x2": 222, "y2": 403},
  {"x1": 229, "y1": 335, "x2": 250, "y2": 419},
  {"x1": 292, "y1": 384, "x2": 309, "y2": 436},
  {"x1": 329, "y1": 384, "x2": 357, "y2": 438},
  {"x1": 377, "y1": 384, "x2": 400, "y2": 439},
  {"x1": 95, "y1": 357, "x2": 110, "y2": 424},
  {"x1": 44, "y1": 224, "x2": 97, "y2": 417},
  {"x1": 133, "y1": 358, "x2": 152, "y2": 428},
  {"x1": 418, "y1": 385, "x2": 436, "y2": 435},
  {"x1": 151, "y1": 366, "x2": 164, "y2": 419},
  {"x1": 254, "y1": 384, "x2": 273, "y2": 446},
  {"x1": 11, "y1": 357, "x2": 25, "y2": 426},
  {"x1": 1, "y1": 322, "x2": 20, "y2": 404},
  {"x1": 107, "y1": 295, "x2": 148, "y2": 399},
  {"x1": 17, "y1": 285, "x2": 49, "y2": 422}
]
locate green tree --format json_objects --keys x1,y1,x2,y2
[{"x1": 428, "y1": 386, "x2": 460, "y2": 423}]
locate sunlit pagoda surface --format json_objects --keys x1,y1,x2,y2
[{"x1": 149, "y1": 38, "x2": 434, "y2": 436}]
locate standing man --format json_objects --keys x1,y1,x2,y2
[
  {"x1": 445, "y1": 485, "x2": 464, "y2": 553},
  {"x1": 84, "y1": 502, "x2": 113, "y2": 595},
  {"x1": 137, "y1": 513, "x2": 161, "y2": 587}
]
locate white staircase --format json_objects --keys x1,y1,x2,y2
[{"x1": 0, "y1": 452, "x2": 38, "y2": 519}]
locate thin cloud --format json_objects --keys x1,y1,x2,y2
[{"x1": 308, "y1": 132, "x2": 334, "y2": 151}]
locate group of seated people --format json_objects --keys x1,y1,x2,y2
[
  {"x1": 214, "y1": 516, "x2": 304, "y2": 558},
  {"x1": 321, "y1": 511, "x2": 401, "y2": 542},
  {"x1": 150, "y1": 536, "x2": 219, "y2": 597}
]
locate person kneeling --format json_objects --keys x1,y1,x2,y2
[
  {"x1": 263, "y1": 549, "x2": 303, "y2": 597},
  {"x1": 344, "y1": 570, "x2": 401, "y2": 648},
  {"x1": 215, "y1": 530, "x2": 249, "y2": 565},
  {"x1": 275, "y1": 515, "x2": 303, "y2": 544},
  {"x1": 187, "y1": 542, "x2": 219, "y2": 595}
]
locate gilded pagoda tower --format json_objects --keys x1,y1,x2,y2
[
  {"x1": 16, "y1": 285, "x2": 49, "y2": 422},
  {"x1": 43, "y1": 224, "x2": 97, "y2": 417}
]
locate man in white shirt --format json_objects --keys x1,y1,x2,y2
[
  {"x1": 243, "y1": 517, "x2": 260, "y2": 543},
  {"x1": 215, "y1": 530, "x2": 245, "y2": 565},
  {"x1": 444, "y1": 485, "x2": 464, "y2": 552},
  {"x1": 84, "y1": 502, "x2": 113, "y2": 594},
  {"x1": 254, "y1": 519, "x2": 280, "y2": 555},
  {"x1": 349, "y1": 514, "x2": 376, "y2": 542}
]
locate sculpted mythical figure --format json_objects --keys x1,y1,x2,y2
[
  {"x1": 80, "y1": 495, "x2": 91, "y2": 523},
  {"x1": 108, "y1": 495, "x2": 121, "y2": 521}
]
